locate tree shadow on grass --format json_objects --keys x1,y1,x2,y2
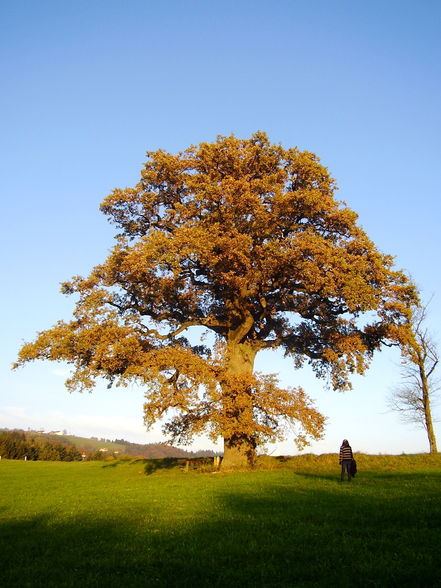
[
  {"x1": 102, "y1": 458, "x2": 216, "y2": 474},
  {"x1": 364, "y1": 471, "x2": 441, "y2": 482},
  {"x1": 142, "y1": 457, "x2": 188, "y2": 475},
  {"x1": 143, "y1": 457, "x2": 214, "y2": 475},
  {"x1": 293, "y1": 471, "x2": 340, "y2": 482},
  {"x1": 101, "y1": 458, "x2": 148, "y2": 469},
  {"x1": 294, "y1": 468, "x2": 441, "y2": 484},
  {"x1": 101, "y1": 457, "x2": 211, "y2": 474},
  {"x1": 2, "y1": 473, "x2": 440, "y2": 587}
]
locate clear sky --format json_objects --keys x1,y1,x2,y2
[{"x1": 1, "y1": 0, "x2": 440, "y2": 455}]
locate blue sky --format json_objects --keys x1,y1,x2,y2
[{"x1": 1, "y1": 0, "x2": 440, "y2": 455}]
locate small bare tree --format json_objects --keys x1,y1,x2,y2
[{"x1": 389, "y1": 303, "x2": 439, "y2": 453}]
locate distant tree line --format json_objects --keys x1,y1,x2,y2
[
  {"x1": 0, "y1": 429, "x2": 218, "y2": 460},
  {"x1": 113, "y1": 438, "x2": 217, "y2": 458},
  {"x1": 0, "y1": 430, "x2": 82, "y2": 461}
]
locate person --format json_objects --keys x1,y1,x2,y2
[{"x1": 339, "y1": 439, "x2": 353, "y2": 482}]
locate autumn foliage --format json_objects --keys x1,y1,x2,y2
[{"x1": 15, "y1": 133, "x2": 417, "y2": 468}]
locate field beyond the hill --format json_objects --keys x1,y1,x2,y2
[{"x1": 1, "y1": 454, "x2": 440, "y2": 587}]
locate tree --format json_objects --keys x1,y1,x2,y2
[
  {"x1": 15, "y1": 133, "x2": 417, "y2": 468},
  {"x1": 0, "y1": 430, "x2": 27, "y2": 459},
  {"x1": 388, "y1": 302, "x2": 439, "y2": 453}
]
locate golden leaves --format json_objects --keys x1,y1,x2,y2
[{"x1": 16, "y1": 132, "x2": 418, "y2": 458}]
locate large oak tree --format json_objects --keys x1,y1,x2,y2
[{"x1": 15, "y1": 133, "x2": 417, "y2": 468}]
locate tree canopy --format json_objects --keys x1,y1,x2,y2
[{"x1": 15, "y1": 132, "x2": 417, "y2": 467}]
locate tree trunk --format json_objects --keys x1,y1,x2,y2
[
  {"x1": 223, "y1": 435, "x2": 257, "y2": 469},
  {"x1": 425, "y1": 413, "x2": 438, "y2": 453},
  {"x1": 422, "y1": 372, "x2": 438, "y2": 453},
  {"x1": 220, "y1": 339, "x2": 258, "y2": 470}
]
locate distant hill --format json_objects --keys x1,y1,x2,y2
[{"x1": 1, "y1": 429, "x2": 218, "y2": 458}]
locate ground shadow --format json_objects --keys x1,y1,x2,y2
[
  {"x1": 293, "y1": 471, "x2": 340, "y2": 482},
  {"x1": 101, "y1": 458, "x2": 148, "y2": 469},
  {"x1": 365, "y1": 471, "x2": 441, "y2": 482},
  {"x1": 101, "y1": 461, "x2": 119, "y2": 468},
  {"x1": 144, "y1": 457, "x2": 184, "y2": 475},
  {"x1": 143, "y1": 457, "x2": 214, "y2": 475},
  {"x1": 2, "y1": 471, "x2": 440, "y2": 587},
  {"x1": 101, "y1": 457, "x2": 214, "y2": 474}
]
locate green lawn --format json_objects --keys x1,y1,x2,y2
[{"x1": 1, "y1": 457, "x2": 440, "y2": 587}]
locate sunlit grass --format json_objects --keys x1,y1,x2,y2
[{"x1": 1, "y1": 456, "x2": 440, "y2": 587}]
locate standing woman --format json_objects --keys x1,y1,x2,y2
[{"x1": 339, "y1": 439, "x2": 353, "y2": 482}]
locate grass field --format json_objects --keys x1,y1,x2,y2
[{"x1": 1, "y1": 454, "x2": 440, "y2": 587}]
